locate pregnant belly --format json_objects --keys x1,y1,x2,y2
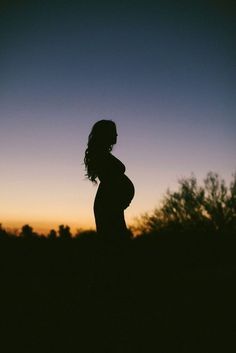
[
  {"x1": 116, "y1": 175, "x2": 135, "y2": 207},
  {"x1": 95, "y1": 175, "x2": 135, "y2": 210}
]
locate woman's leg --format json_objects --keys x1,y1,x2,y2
[
  {"x1": 94, "y1": 205, "x2": 128, "y2": 240},
  {"x1": 94, "y1": 184, "x2": 129, "y2": 240}
]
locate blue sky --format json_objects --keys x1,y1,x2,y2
[{"x1": 0, "y1": 0, "x2": 235, "y2": 233}]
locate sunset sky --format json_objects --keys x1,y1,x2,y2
[{"x1": 1, "y1": 0, "x2": 235, "y2": 234}]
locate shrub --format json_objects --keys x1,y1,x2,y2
[{"x1": 135, "y1": 172, "x2": 236, "y2": 236}]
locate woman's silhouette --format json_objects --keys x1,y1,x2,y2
[{"x1": 84, "y1": 120, "x2": 135, "y2": 240}]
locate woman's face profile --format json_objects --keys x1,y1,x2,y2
[
  {"x1": 110, "y1": 127, "x2": 118, "y2": 145},
  {"x1": 91, "y1": 120, "x2": 117, "y2": 146}
]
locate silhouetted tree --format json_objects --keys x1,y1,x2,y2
[
  {"x1": 227, "y1": 172, "x2": 236, "y2": 230},
  {"x1": 135, "y1": 172, "x2": 236, "y2": 235},
  {"x1": 48, "y1": 229, "x2": 57, "y2": 240},
  {"x1": 20, "y1": 224, "x2": 35, "y2": 239},
  {"x1": 203, "y1": 172, "x2": 235, "y2": 231},
  {"x1": 58, "y1": 225, "x2": 72, "y2": 239},
  {"x1": 0, "y1": 223, "x2": 8, "y2": 239},
  {"x1": 75, "y1": 228, "x2": 96, "y2": 239}
]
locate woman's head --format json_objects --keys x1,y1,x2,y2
[
  {"x1": 84, "y1": 120, "x2": 117, "y2": 182},
  {"x1": 89, "y1": 120, "x2": 117, "y2": 148}
]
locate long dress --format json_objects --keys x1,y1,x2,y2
[{"x1": 94, "y1": 152, "x2": 135, "y2": 239}]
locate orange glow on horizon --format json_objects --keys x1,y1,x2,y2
[
  {"x1": 1, "y1": 219, "x2": 95, "y2": 235},
  {"x1": 0, "y1": 207, "x2": 143, "y2": 235}
]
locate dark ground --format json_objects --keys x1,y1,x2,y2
[{"x1": 0, "y1": 233, "x2": 235, "y2": 353}]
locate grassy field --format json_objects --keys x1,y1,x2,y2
[{"x1": 1, "y1": 234, "x2": 235, "y2": 353}]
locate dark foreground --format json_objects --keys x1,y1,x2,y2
[{"x1": 1, "y1": 233, "x2": 235, "y2": 353}]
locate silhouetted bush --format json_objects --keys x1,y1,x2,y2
[
  {"x1": 0, "y1": 223, "x2": 7, "y2": 239},
  {"x1": 75, "y1": 229, "x2": 97, "y2": 239},
  {"x1": 48, "y1": 229, "x2": 57, "y2": 240},
  {"x1": 58, "y1": 224, "x2": 72, "y2": 239},
  {"x1": 20, "y1": 224, "x2": 36, "y2": 239},
  {"x1": 135, "y1": 172, "x2": 236, "y2": 236}
]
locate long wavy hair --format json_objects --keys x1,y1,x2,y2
[{"x1": 84, "y1": 120, "x2": 117, "y2": 183}]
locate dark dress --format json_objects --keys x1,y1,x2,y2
[{"x1": 94, "y1": 152, "x2": 135, "y2": 239}]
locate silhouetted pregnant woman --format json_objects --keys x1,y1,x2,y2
[{"x1": 84, "y1": 120, "x2": 135, "y2": 240}]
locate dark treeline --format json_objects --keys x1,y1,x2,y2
[
  {"x1": 0, "y1": 223, "x2": 97, "y2": 240},
  {"x1": 1, "y1": 228, "x2": 235, "y2": 353},
  {"x1": 1, "y1": 172, "x2": 235, "y2": 353}
]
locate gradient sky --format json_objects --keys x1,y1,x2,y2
[{"x1": 1, "y1": 0, "x2": 235, "y2": 233}]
